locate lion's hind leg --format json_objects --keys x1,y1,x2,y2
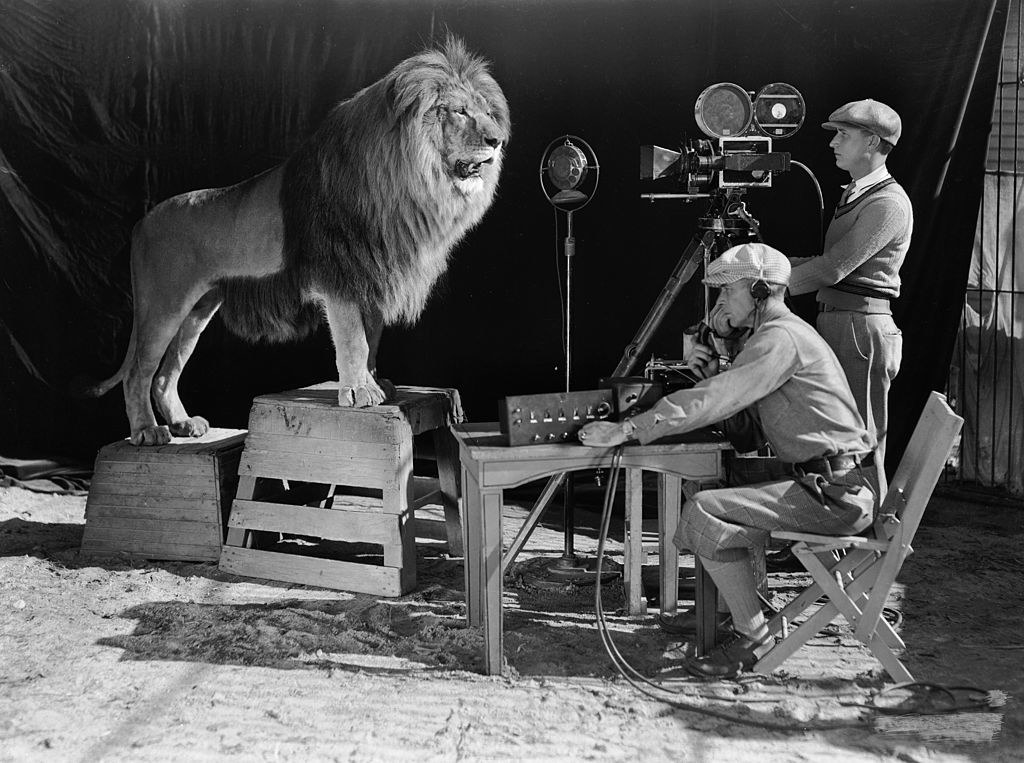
[
  {"x1": 123, "y1": 308, "x2": 185, "y2": 447},
  {"x1": 152, "y1": 288, "x2": 224, "y2": 438}
]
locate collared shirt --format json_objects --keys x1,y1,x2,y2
[
  {"x1": 628, "y1": 302, "x2": 874, "y2": 463},
  {"x1": 845, "y1": 164, "x2": 891, "y2": 203}
]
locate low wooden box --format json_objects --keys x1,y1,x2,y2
[
  {"x1": 81, "y1": 428, "x2": 247, "y2": 562},
  {"x1": 219, "y1": 384, "x2": 463, "y2": 596}
]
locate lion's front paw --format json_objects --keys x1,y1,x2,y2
[
  {"x1": 130, "y1": 424, "x2": 173, "y2": 446},
  {"x1": 338, "y1": 379, "x2": 387, "y2": 408},
  {"x1": 169, "y1": 416, "x2": 210, "y2": 438}
]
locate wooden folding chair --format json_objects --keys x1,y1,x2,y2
[{"x1": 753, "y1": 391, "x2": 963, "y2": 682}]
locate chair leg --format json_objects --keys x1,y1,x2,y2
[
  {"x1": 866, "y1": 633, "x2": 914, "y2": 683},
  {"x1": 755, "y1": 606, "x2": 835, "y2": 673}
]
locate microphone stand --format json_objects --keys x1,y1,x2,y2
[{"x1": 544, "y1": 209, "x2": 605, "y2": 582}]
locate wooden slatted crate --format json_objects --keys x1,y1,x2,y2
[
  {"x1": 218, "y1": 384, "x2": 463, "y2": 597},
  {"x1": 81, "y1": 428, "x2": 247, "y2": 561}
]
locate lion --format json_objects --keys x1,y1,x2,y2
[{"x1": 86, "y1": 37, "x2": 509, "y2": 446}]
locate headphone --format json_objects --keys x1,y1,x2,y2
[{"x1": 750, "y1": 252, "x2": 771, "y2": 301}]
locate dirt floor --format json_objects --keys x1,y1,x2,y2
[{"x1": 1, "y1": 479, "x2": 1022, "y2": 762}]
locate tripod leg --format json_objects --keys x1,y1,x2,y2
[{"x1": 612, "y1": 229, "x2": 716, "y2": 378}]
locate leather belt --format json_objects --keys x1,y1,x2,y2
[
  {"x1": 832, "y1": 282, "x2": 891, "y2": 301},
  {"x1": 793, "y1": 452, "x2": 874, "y2": 474}
]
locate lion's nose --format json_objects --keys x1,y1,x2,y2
[{"x1": 485, "y1": 135, "x2": 501, "y2": 149}]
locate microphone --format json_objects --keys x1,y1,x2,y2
[
  {"x1": 546, "y1": 141, "x2": 589, "y2": 204},
  {"x1": 539, "y1": 136, "x2": 600, "y2": 209}
]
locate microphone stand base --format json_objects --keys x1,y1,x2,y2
[{"x1": 544, "y1": 553, "x2": 620, "y2": 585}]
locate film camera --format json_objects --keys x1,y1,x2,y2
[{"x1": 640, "y1": 82, "x2": 804, "y2": 194}]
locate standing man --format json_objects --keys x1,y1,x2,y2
[
  {"x1": 788, "y1": 99, "x2": 913, "y2": 496},
  {"x1": 579, "y1": 243, "x2": 876, "y2": 679}
]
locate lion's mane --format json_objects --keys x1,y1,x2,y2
[{"x1": 217, "y1": 38, "x2": 510, "y2": 342}]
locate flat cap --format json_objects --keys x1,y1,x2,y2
[
  {"x1": 822, "y1": 99, "x2": 901, "y2": 145},
  {"x1": 704, "y1": 243, "x2": 791, "y2": 287}
]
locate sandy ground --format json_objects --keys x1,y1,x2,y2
[{"x1": 0, "y1": 483, "x2": 1021, "y2": 762}]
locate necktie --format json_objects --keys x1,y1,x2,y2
[{"x1": 839, "y1": 181, "x2": 856, "y2": 206}]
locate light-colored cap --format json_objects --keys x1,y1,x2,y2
[
  {"x1": 822, "y1": 98, "x2": 901, "y2": 145},
  {"x1": 703, "y1": 243, "x2": 791, "y2": 287}
]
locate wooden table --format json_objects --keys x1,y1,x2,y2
[{"x1": 452, "y1": 422, "x2": 731, "y2": 676}]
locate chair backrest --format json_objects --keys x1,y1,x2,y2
[{"x1": 873, "y1": 391, "x2": 964, "y2": 548}]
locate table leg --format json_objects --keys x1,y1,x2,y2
[
  {"x1": 658, "y1": 474, "x2": 682, "y2": 614},
  {"x1": 433, "y1": 427, "x2": 464, "y2": 557},
  {"x1": 623, "y1": 468, "x2": 646, "y2": 615},
  {"x1": 695, "y1": 557, "x2": 719, "y2": 656},
  {"x1": 480, "y1": 489, "x2": 504, "y2": 676},
  {"x1": 462, "y1": 466, "x2": 484, "y2": 627}
]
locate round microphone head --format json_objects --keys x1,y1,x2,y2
[{"x1": 546, "y1": 142, "x2": 589, "y2": 190}]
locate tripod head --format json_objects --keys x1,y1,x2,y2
[{"x1": 695, "y1": 188, "x2": 762, "y2": 243}]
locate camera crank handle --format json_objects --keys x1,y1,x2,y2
[{"x1": 729, "y1": 201, "x2": 762, "y2": 240}]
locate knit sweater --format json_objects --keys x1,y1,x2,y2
[{"x1": 788, "y1": 178, "x2": 913, "y2": 303}]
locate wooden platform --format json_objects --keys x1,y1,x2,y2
[
  {"x1": 218, "y1": 384, "x2": 463, "y2": 596},
  {"x1": 81, "y1": 428, "x2": 247, "y2": 562}
]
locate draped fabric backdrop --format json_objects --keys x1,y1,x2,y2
[{"x1": 0, "y1": 0, "x2": 1009, "y2": 469}]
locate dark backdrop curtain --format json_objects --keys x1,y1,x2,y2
[{"x1": 0, "y1": 0, "x2": 1008, "y2": 464}]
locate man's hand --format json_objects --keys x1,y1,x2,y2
[
  {"x1": 682, "y1": 340, "x2": 720, "y2": 380},
  {"x1": 578, "y1": 420, "x2": 634, "y2": 447},
  {"x1": 707, "y1": 301, "x2": 736, "y2": 339}
]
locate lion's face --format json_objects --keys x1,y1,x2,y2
[{"x1": 435, "y1": 90, "x2": 508, "y2": 196}]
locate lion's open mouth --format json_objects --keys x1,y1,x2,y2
[{"x1": 455, "y1": 157, "x2": 495, "y2": 179}]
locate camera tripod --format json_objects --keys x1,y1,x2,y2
[{"x1": 502, "y1": 188, "x2": 761, "y2": 579}]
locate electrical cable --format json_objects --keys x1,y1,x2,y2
[
  {"x1": 789, "y1": 159, "x2": 824, "y2": 248},
  {"x1": 552, "y1": 206, "x2": 566, "y2": 356},
  {"x1": 842, "y1": 681, "x2": 1009, "y2": 714}
]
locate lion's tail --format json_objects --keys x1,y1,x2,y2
[
  {"x1": 71, "y1": 323, "x2": 137, "y2": 398},
  {"x1": 217, "y1": 272, "x2": 321, "y2": 343}
]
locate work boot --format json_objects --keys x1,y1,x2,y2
[
  {"x1": 657, "y1": 608, "x2": 732, "y2": 637},
  {"x1": 684, "y1": 630, "x2": 775, "y2": 680}
]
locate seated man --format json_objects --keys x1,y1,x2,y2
[{"x1": 578, "y1": 242, "x2": 877, "y2": 679}]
